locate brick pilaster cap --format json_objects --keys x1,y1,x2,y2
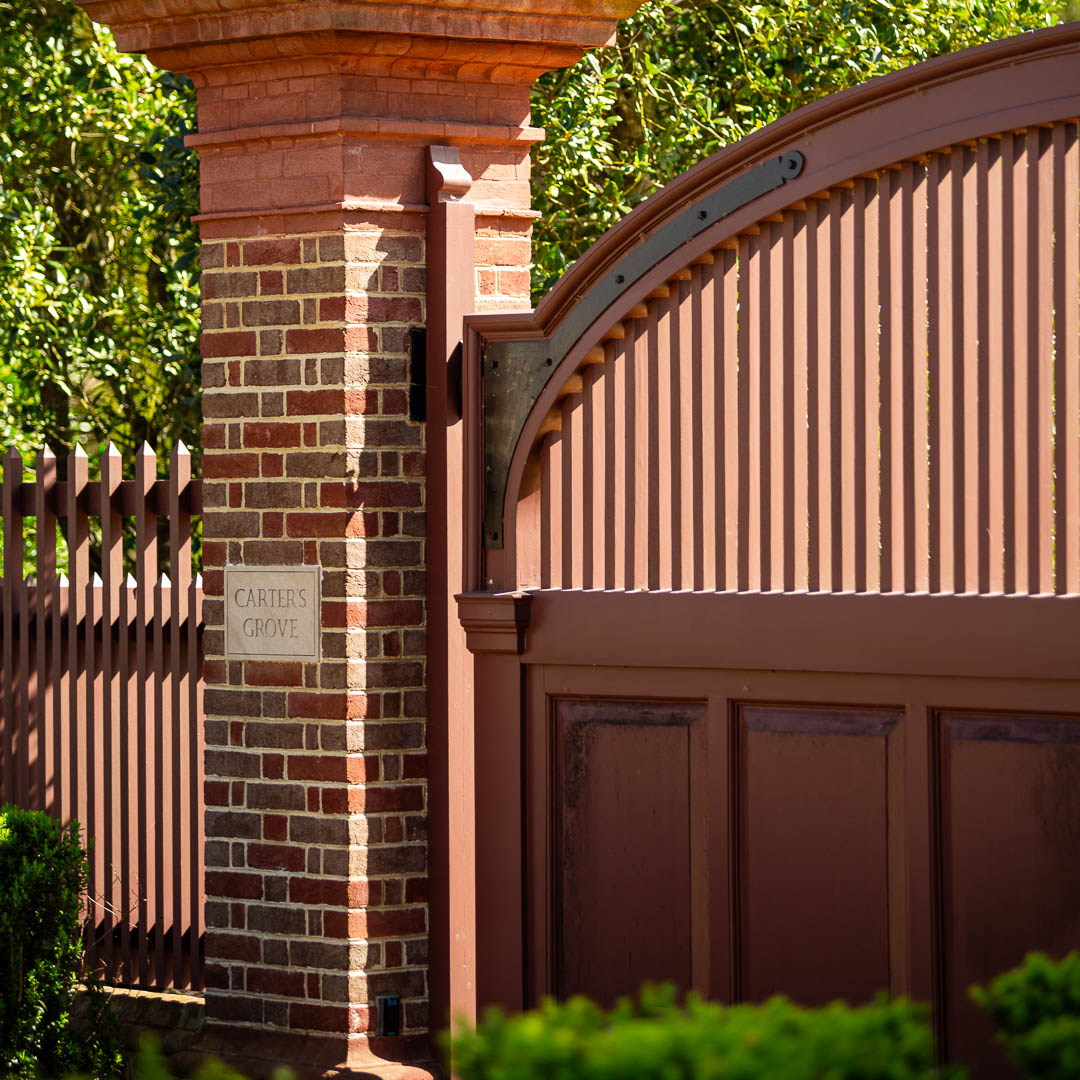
[{"x1": 76, "y1": 0, "x2": 649, "y2": 80}]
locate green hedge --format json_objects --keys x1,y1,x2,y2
[
  {"x1": 972, "y1": 951, "x2": 1080, "y2": 1080},
  {"x1": 0, "y1": 805, "x2": 121, "y2": 1078},
  {"x1": 449, "y1": 984, "x2": 959, "y2": 1080}
]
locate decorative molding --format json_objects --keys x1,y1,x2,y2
[
  {"x1": 426, "y1": 145, "x2": 473, "y2": 203},
  {"x1": 76, "y1": 0, "x2": 649, "y2": 78},
  {"x1": 185, "y1": 117, "x2": 546, "y2": 151},
  {"x1": 455, "y1": 591, "x2": 532, "y2": 654}
]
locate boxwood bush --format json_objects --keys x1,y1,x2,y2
[
  {"x1": 0, "y1": 804, "x2": 121, "y2": 1078},
  {"x1": 972, "y1": 951, "x2": 1080, "y2": 1080},
  {"x1": 450, "y1": 984, "x2": 960, "y2": 1080}
]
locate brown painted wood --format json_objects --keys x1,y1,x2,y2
[
  {"x1": 739, "y1": 706, "x2": 898, "y2": 1006},
  {"x1": 938, "y1": 711, "x2": 1080, "y2": 1074},
  {"x1": 455, "y1": 32, "x2": 1080, "y2": 1079},
  {"x1": 0, "y1": 441, "x2": 203, "y2": 991},
  {"x1": 555, "y1": 699, "x2": 703, "y2": 1005}
]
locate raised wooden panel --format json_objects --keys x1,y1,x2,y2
[
  {"x1": 939, "y1": 712, "x2": 1080, "y2": 1078},
  {"x1": 555, "y1": 699, "x2": 705, "y2": 1004},
  {"x1": 738, "y1": 706, "x2": 900, "y2": 1006}
]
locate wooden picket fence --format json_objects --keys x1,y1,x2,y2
[{"x1": 0, "y1": 441, "x2": 205, "y2": 991}]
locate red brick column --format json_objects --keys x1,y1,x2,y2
[{"x1": 76, "y1": 0, "x2": 646, "y2": 1071}]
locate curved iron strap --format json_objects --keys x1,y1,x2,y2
[{"x1": 481, "y1": 149, "x2": 804, "y2": 548}]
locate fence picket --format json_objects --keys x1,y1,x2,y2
[{"x1": 170, "y1": 442, "x2": 192, "y2": 988}]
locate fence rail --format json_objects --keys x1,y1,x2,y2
[{"x1": 0, "y1": 441, "x2": 205, "y2": 991}]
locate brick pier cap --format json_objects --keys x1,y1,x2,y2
[{"x1": 73, "y1": 0, "x2": 646, "y2": 1076}]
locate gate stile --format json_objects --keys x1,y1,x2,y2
[
  {"x1": 0, "y1": 442, "x2": 205, "y2": 991},
  {"x1": 456, "y1": 23, "x2": 1080, "y2": 1078}
]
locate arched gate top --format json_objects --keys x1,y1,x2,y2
[{"x1": 464, "y1": 20, "x2": 1080, "y2": 587}]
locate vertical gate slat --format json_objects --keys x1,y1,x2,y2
[
  {"x1": 826, "y1": 196, "x2": 844, "y2": 592},
  {"x1": 1054, "y1": 121, "x2": 1080, "y2": 593},
  {"x1": 862, "y1": 177, "x2": 881, "y2": 593},
  {"x1": 562, "y1": 388, "x2": 580, "y2": 589},
  {"x1": 539, "y1": 436, "x2": 553, "y2": 589},
  {"x1": 548, "y1": 433, "x2": 563, "y2": 589},
  {"x1": 961, "y1": 144, "x2": 982, "y2": 594},
  {"x1": 99, "y1": 444, "x2": 122, "y2": 980},
  {"x1": 840, "y1": 188, "x2": 858, "y2": 592},
  {"x1": 878, "y1": 174, "x2": 896, "y2": 592},
  {"x1": 574, "y1": 371, "x2": 591, "y2": 591},
  {"x1": 634, "y1": 313, "x2": 651, "y2": 590},
  {"x1": 599, "y1": 347, "x2": 616, "y2": 591},
  {"x1": 611, "y1": 335, "x2": 629, "y2": 590},
  {"x1": 36, "y1": 449, "x2": 57, "y2": 813},
  {"x1": 135, "y1": 443, "x2": 157, "y2": 985},
  {"x1": 986, "y1": 138, "x2": 1007, "y2": 594},
  {"x1": 928, "y1": 151, "x2": 957, "y2": 594},
  {"x1": 652, "y1": 297, "x2": 672, "y2": 591},
  {"x1": 561, "y1": 403, "x2": 575, "y2": 589},
  {"x1": 3, "y1": 450, "x2": 23, "y2": 806},
  {"x1": 911, "y1": 163, "x2": 930, "y2": 593},
  {"x1": 739, "y1": 233, "x2": 759, "y2": 592},
  {"x1": 67, "y1": 448, "x2": 89, "y2": 837},
  {"x1": 1033, "y1": 126, "x2": 1055, "y2": 594},
  {"x1": 893, "y1": 163, "x2": 911, "y2": 593},
  {"x1": 580, "y1": 366, "x2": 597, "y2": 591},
  {"x1": 973, "y1": 139, "x2": 991, "y2": 594},
  {"x1": 719, "y1": 249, "x2": 739, "y2": 591},
  {"x1": 680, "y1": 275, "x2": 698, "y2": 590},
  {"x1": 661, "y1": 288, "x2": 680, "y2": 590},
  {"x1": 169, "y1": 442, "x2": 192, "y2": 988},
  {"x1": 769, "y1": 222, "x2": 788, "y2": 591},
  {"x1": 790, "y1": 214, "x2": 809, "y2": 593},
  {"x1": 697, "y1": 263, "x2": 716, "y2": 592},
  {"x1": 1010, "y1": 131, "x2": 1031, "y2": 595},
  {"x1": 639, "y1": 304, "x2": 656, "y2": 591},
  {"x1": 806, "y1": 204, "x2": 823, "y2": 592}
]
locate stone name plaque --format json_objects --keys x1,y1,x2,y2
[{"x1": 224, "y1": 565, "x2": 321, "y2": 661}]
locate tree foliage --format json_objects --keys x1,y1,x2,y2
[
  {"x1": 0, "y1": 0, "x2": 200, "y2": 467},
  {"x1": 0, "y1": 0, "x2": 1065, "y2": 456},
  {"x1": 531, "y1": 0, "x2": 1059, "y2": 298}
]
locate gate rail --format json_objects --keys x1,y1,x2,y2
[{"x1": 0, "y1": 442, "x2": 205, "y2": 991}]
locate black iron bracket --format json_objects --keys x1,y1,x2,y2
[
  {"x1": 480, "y1": 149, "x2": 804, "y2": 549},
  {"x1": 409, "y1": 327, "x2": 427, "y2": 423}
]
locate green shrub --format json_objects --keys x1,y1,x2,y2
[
  {"x1": 0, "y1": 804, "x2": 121, "y2": 1078},
  {"x1": 971, "y1": 951, "x2": 1080, "y2": 1080},
  {"x1": 449, "y1": 983, "x2": 959, "y2": 1080}
]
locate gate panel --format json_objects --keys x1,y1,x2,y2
[
  {"x1": 738, "y1": 707, "x2": 899, "y2": 1007},
  {"x1": 939, "y1": 712, "x2": 1080, "y2": 1075},
  {"x1": 555, "y1": 700, "x2": 704, "y2": 1004}
]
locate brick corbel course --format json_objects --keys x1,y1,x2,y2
[{"x1": 75, "y1": 0, "x2": 647, "y2": 1073}]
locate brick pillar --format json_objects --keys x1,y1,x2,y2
[{"x1": 76, "y1": 0, "x2": 646, "y2": 1071}]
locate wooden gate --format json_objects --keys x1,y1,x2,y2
[{"x1": 455, "y1": 23, "x2": 1080, "y2": 1078}]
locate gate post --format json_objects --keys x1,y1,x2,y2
[{"x1": 76, "y1": 0, "x2": 645, "y2": 1070}]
